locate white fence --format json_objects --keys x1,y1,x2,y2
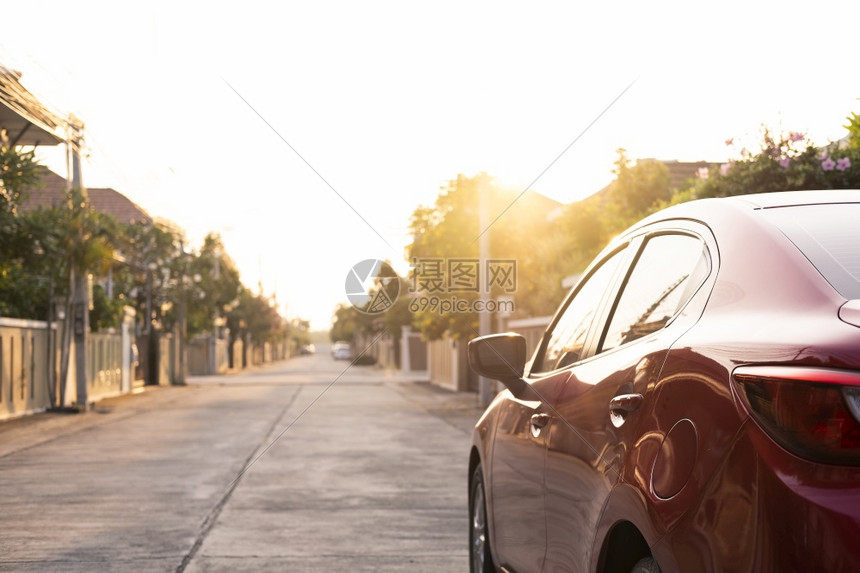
[
  {"x1": 1, "y1": 310, "x2": 152, "y2": 420},
  {"x1": 0, "y1": 318, "x2": 56, "y2": 420}
]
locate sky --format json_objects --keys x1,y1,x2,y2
[{"x1": 2, "y1": 1, "x2": 859, "y2": 330}]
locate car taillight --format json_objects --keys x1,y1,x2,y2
[{"x1": 733, "y1": 366, "x2": 860, "y2": 465}]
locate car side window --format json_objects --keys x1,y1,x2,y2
[
  {"x1": 600, "y1": 233, "x2": 709, "y2": 353},
  {"x1": 536, "y1": 248, "x2": 626, "y2": 372}
]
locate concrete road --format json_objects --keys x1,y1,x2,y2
[{"x1": 0, "y1": 350, "x2": 485, "y2": 572}]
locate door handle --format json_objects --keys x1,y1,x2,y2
[
  {"x1": 609, "y1": 393, "x2": 643, "y2": 428},
  {"x1": 529, "y1": 413, "x2": 551, "y2": 437}
]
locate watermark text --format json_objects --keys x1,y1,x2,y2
[{"x1": 409, "y1": 295, "x2": 515, "y2": 315}]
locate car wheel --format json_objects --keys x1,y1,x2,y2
[
  {"x1": 630, "y1": 556, "x2": 660, "y2": 573},
  {"x1": 470, "y1": 464, "x2": 494, "y2": 573}
]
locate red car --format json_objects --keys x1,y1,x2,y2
[{"x1": 467, "y1": 190, "x2": 860, "y2": 573}]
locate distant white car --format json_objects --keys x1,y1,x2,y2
[{"x1": 331, "y1": 341, "x2": 351, "y2": 360}]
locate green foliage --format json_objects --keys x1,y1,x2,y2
[
  {"x1": 406, "y1": 175, "x2": 482, "y2": 340},
  {"x1": 0, "y1": 143, "x2": 48, "y2": 318},
  {"x1": 693, "y1": 127, "x2": 860, "y2": 198},
  {"x1": 0, "y1": 143, "x2": 296, "y2": 358},
  {"x1": 112, "y1": 221, "x2": 199, "y2": 335},
  {"x1": 62, "y1": 187, "x2": 118, "y2": 276},
  {"x1": 225, "y1": 287, "x2": 286, "y2": 346},
  {"x1": 552, "y1": 196, "x2": 613, "y2": 274},
  {"x1": 0, "y1": 143, "x2": 120, "y2": 325},
  {"x1": 106, "y1": 224, "x2": 289, "y2": 347},
  {"x1": 606, "y1": 149, "x2": 672, "y2": 224},
  {"x1": 183, "y1": 234, "x2": 242, "y2": 336},
  {"x1": 381, "y1": 282, "x2": 414, "y2": 340},
  {"x1": 109, "y1": 221, "x2": 179, "y2": 332},
  {"x1": 409, "y1": 174, "x2": 481, "y2": 260},
  {"x1": 290, "y1": 318, "x2": 310, "y2": 348},
  {"x1": 329, "y1": 273, "x2": 410, "y2": 345},
  {"x1": 0, "y1": 264, "x2": 53, "y2": 319},
  {"x1": 547, "y1": 149, "x2": 674, "y2": 293},
  {"x1": 330, "y1": 302, "x2": 368, "y2": 342},
  {"x1": 90, "y1": 284, "x2": 125, "y2": 331},
  {"x1": 844, "y1": 111, "x2": 860, "y2": 151},
  {"x1": 0, "y1": 139, "x2": 40, "y2": 217}
]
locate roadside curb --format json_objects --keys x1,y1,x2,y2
[{"x1": 0, "y1": 385, "x2": 189, "y2": 458}]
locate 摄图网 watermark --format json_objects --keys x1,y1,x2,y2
[
  {"x1": 345, "y1": 258, "x2": 517, "y2": 315},
  {"x1": 408, "y1": 257, "x2": 516, "y2": 314},
  {"x1": 410, "y1": 257, "x2": 516, "y2": 294}
]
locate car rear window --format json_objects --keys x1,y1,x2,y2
[{"x1": 762, "y1": 203, "x2": 860, "y2": 299}]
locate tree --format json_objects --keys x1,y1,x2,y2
[
  {"x1": 111, "y1": 220, "x2": 188, "y2": 334},
  {"x1": 329, "y1": 272, "x2": 410, "y2": 344},
  {"x1": 290, "y1": 318, "x2": 310, "y2": 349},
  {"x1": 406, "y1": 173, "x2": 566, "y2": 340},
  {"x1": 0, "y1": 141, "x2": 49, "y2": 318},
  {"x1": 330, "y1": 302, "x2": 370, "y2": 343},
  {"x1": 15, "y1": 186, "x2": 120, "y2": 405},
  {"x1": 183, "y1": 233, "x2": 242, "y2": 337},
  {"x1": 606, "y1": 149, "x2": 672, "y2": 224},
  {"x1": 843, "y1": 110, "x2": 860, "y2": 152},
  {"x1": 226, "y1": 287, "x2": 287, "y2": 347},
  {"x1": 0, "y1": 135, "x2": 40, "y2": 221}
]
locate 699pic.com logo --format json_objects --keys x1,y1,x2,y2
[{"x1": 344, "y1": 259, "x2": 400, "y2": 315}]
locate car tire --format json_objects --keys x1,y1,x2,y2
[
  {"x1": 470, "y1": 464, "x2": 494, "y2": 573},
  {"x1": 630, "y1": 556, "x2": 660, "y2": 573}
]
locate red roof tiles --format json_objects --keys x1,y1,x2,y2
[{"x1": 20, "y1": 167, "x2": 152, "y2": 225}]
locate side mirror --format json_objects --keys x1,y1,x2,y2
[{"x1": 468, "y1": 333, "x2": 528, "y2": 398}]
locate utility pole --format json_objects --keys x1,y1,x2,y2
[
  {"x1": 478, "y1": 173, "x2": 495, "y2": 407},
  {"x1": 176, "y1": 243, "x2": 188, "y2": 385},
  {"x1": 68, "y1": 115, "x2": 89, "y2": 408}
]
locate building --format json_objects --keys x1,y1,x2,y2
[
  {"x1": 19, "y1": 167, "x2": 152, "y2": 225},
  {"x1": 0, "y1": 66, "x2": 65, "y2": 146}
]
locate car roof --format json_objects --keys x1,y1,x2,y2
[
  {"x1": 725, "y1": 189, "x2": 860, "y2": 209},
  {"x1": 626, "y1": 189, "x2": 860, "y2": 234}
]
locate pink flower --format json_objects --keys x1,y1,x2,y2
[
  {"x1": 725, "y1": 138, "x2": 734, "y2": 147},
  {"x1": 789, "y1": 132, "x2": 804, "y2": 142},
  {"x1": 779, "y1": 156, "x2": 791, "y2": 168},
  {"x1": 837, "y1": 157, "x2": 852, "y2": 171},
  {"x1": 821, "y1": 157, "x2": 836, "y2": 171},
  {"x1": 696, "y1": 167, "x2": 709, "y2": 180}
]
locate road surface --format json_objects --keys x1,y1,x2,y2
[{"x1": 0, "y1": 348, "x2": 484, "y2": 572}]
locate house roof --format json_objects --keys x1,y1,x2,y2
[
  {"x1": 88, "y1": 187, "x2": 153, "y2": 226},
  {"x1": 660, "y1": 159, "x2": 715, "y2": 189},
  {"x1": 0, "y1": 67, "x2": 65, "y2": 146},
  {"x1": 20, "y1": 167, "x2": 153, "y2": 225}
]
